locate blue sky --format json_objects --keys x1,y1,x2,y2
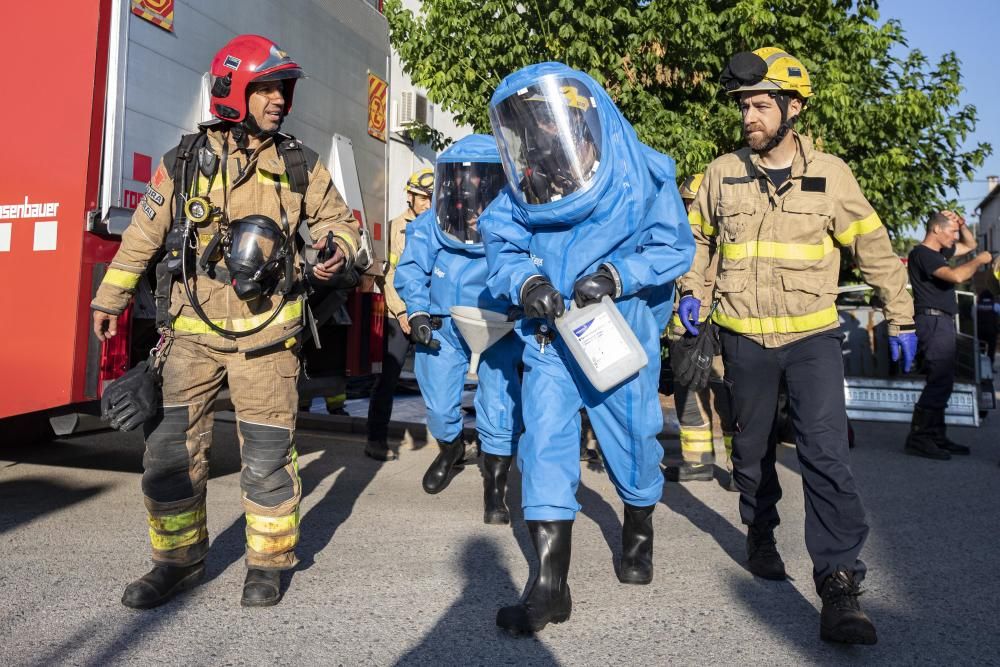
[{"x1": 878, "y1": 0, "x2": 999, "y2": 218}]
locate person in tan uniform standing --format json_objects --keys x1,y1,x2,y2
[
  {"x1": 92, "y1": 35, "x2": 361, "y2": 609},
  {"x1": 665, "y1": 173, "x2": 737, "y2": 489},
  {"x1": 365, "y1": 169, "x2": 434, "y2": 460},
  {"x1": 678, "y1": 48, "x2": 917, "y2": 644}
]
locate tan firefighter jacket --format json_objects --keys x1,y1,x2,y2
[
  {"x1": 92, "y1": 127, "x2": 361, "y2": 352},
  {"x1": 678, "y1": 133, "x2": 914, "y2": 348},
  {"x1": 382, "y1": 208, "x2": 415, "y2": 320}
]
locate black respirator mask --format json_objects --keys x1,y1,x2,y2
[{"x1": 224, "y1": 215, "x2": 290, "y2": 301}]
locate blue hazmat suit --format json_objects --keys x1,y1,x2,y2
[
  {"x1": 394, "y1": 134, "x2": 523, "y2": 456},
  {"x1": 480, "y1": 62, "x2": 695, "y2": 520}
]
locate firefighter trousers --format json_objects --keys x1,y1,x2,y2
[
  {"x1": 720, "y1": 329, "x2": 869, "y2": 592},
  {"x1": 673, "y1": 353, "x2": 735, "y2": 466},
  {"x1": 140, "y1": 335, "x2": 302, "y2": 570}
]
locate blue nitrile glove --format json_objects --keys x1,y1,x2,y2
[
  {"x1": 678, "y1": 295, "x2": 702, "y2": 336},
  {"x1": 890, "y1": 331, "x2": 918, "y2": 373}
]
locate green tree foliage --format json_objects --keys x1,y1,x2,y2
[{"x1": 386, "y1": 0, "x2": 990, "y2": 238}]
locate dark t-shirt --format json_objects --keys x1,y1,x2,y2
[
  {"x1": 762, "y1": 166, "x2": 792, "y2": 189},
  {"x1": 908, "y1": 244, "x2": 957, "y2": 314}
]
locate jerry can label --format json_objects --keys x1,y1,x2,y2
[{"x1": 572, "y1": 312, "x2": 629, "y2": 372}]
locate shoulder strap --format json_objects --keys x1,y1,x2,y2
[{"x1": 276, "y1": 135, "x2": 320, "y2": 197}]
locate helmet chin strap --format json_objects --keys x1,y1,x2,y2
[{"x1": 755, "y1": 93, "x2": 799, "y2": 154}]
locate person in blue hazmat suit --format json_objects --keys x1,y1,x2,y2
[
  {"x1": 394, "y1": 134, "x2": 525, "y2": 524},
  {"x1": 479, "y1": 63, "x2": 695, "y2": 635}
]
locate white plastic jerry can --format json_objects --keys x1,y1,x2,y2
[{"x1": 554, "y1": 295, "x2": 648, "y2": 392}]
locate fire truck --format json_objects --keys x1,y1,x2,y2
[{"x1": 0, "y1": 0, "x2": 391, "y2": 439}]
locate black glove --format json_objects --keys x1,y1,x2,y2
[
  {"x1": 408, "y1": 314, "x2": 441, "y2": 350},
  {"x1": 572, "y1": 265, "x2": 619, "y2": 307},
  {"x1": 669, "y1": 321, "x2": 720, "y2": 393},
  {"x1": 521, "y1": 277, "x2": 565, "y2": 322},
  {"x1": 101, "y1": 361, "x2": 162, "y2": 432}
]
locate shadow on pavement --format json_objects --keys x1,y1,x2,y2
[
  {"x1": 0, "y1": 479, "x2": 107, "y2": 535},
  {"x1": 393, "y1": 536, "x2": 560, "y2": 666}
]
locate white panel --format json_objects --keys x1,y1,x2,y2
[
  {"x1": 33, "y1": 221, "x2": 58, "y2": 251},
  {"x1": 0, "y1": 223, "x2": 10, "y2": 251}
]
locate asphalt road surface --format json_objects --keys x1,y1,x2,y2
[{"x1": 1, "y1": 413, "x2": 998, "y2": 666}]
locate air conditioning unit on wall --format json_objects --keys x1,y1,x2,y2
[{"x1": 395, "y1": 91, "x2": 428, "y2": 130}]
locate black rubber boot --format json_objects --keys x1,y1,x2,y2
[
  {"x1": 241, "y1": 568, "x2": 282, "y2": 608},
  {"x1": 121, "y1": 562, "x2": 205, "y2": 609},
  {"x1": 364, "y1": 438, "x2": 397, "y2": 461},
  {"x1": 930, "y1": 408, "x2": 970, "y2": 455},
  {"x1": 904, "y1": 406, "x2": 950, "y2": 460},
  {"x1": 482, "y1": 454, "x2": 512, "y2": 525},
  {"x1": 746, "y1": 525, "x2": 787, "y2": 580},
  {"x1": 422, "y1": 435, "x2": 466, "y2": 494},
  {"x1": 819, "y1": 568, "x2": 877, "y2": 645},
  {"x1": 496, "y1": 520, "x2": 573, "y2": 635},
  {"x1": 664, "y1": 462, "x2": 713, "y2": 482},
  {"x1": 618, "y1": 504, "x2": 655, "y2": 585}
]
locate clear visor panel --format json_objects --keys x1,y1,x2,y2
[
  {"x1": 434, "y1": 162, "x2": 506, "y2": 244},
  {"x1": 229, "y1": 223, "x2": 281, "y2": 268},
  {"x1": 490, "y1": 76, "x2": 602, "y2": 205}
]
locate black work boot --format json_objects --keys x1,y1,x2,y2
[
  {"x1": 618, "y1": 504, "x2": 655, "y2": 585},
  {"x1": 746, "y1": 525, "x2": 787, "y2": 580},
  {"x1": 422, "y1": 435, "x2": 466, "y2": 494},
  {"x1": 241, "y1": 568, "x2": 282, "y2": 607},
  {"x1": 664, "y1": 462, "x2": 713, "y2": 482},
  {"x1": 819, "y1": 568, "x2": 877, "y2": 645},
  {"x1": 364, "y1": 438, "x2": 397, "y2": 461},
  {"x1": 496, "y1": 521, "x2": 573, "y2": 635},
  {"x1": 482, "y1": 454, "x2": 512, "y2": 525},
  {"x1": 121, "y1": 562, "x2": 205, "y2": 609},
  {"x1": 904, "y1": 406, "x2": 951, "y2": 460},
  {"x1": 930, "y1": 408, "x2": 970, "y2": 455}
]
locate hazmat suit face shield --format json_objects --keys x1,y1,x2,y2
[
  {"x1": 489, "y1": 76, "x2": 603, "y2": 206},
  {"x1": 225, "y1": 215, "x2": 287, "y2": 301},
  {"x1": 434, "y1": 161, "x2": 506, "y2": 245}
]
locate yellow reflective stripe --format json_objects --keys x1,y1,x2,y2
[
  {"x1": 834, "y1": 212, "x2": 882, "y2": 246},
  {"x1": 680, "y1": 429, "x2": 714, "y2": 453},
  {"x1": 713, "y1": 305, "x2": 839, "y2": 335},
  {"x1": 172, "y1": 299, "x2": 303, "y2": 335},
  {"x1": 388, "y1": 252, "x2": 400, "y2": 267},
  {"x1": 256, "y1": 169, "x2": 290, "y2": 187},
  {"x1": 196, "y1": 171, "x2": 224, "y2": 193},
  {"x1": 149, "y1": 526, "x2": 207, "y2": 551},
  {"x1": 148, "y1": 507, "x2": 206, "y2": 533},
  {"x1": 333, "y1": 231, "x2": 359, "y2": 254},
  {"x1": 246, "y1": 509, "x2": 300, "y2": 536},
  {"x1": 246, "y1": 532, "x2": 298, "y2": 554},
  {"x1": 723, "y1": 434, "x2": 733, "y2": 455},
  {"x1": 670, "y1": 313, "x2": 683, "y2": 329},
  {"x1": 721, "y1": 236, "x2": 834, "y2": 261},
  {"x1": 104, "y1": 268, "x2": 142, "y2": 290},
  {"x1": 689, "y1": 210, "x2": 715, "y2": 237}
]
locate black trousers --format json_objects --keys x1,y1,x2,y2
[
  {"x1": 721, "y1": 329, "x2": 869, "y2": 591},
  {"x1": 367, "y1": 317, "x2": 412, "y2": 441},
  {"x1": 914, "y1": 313, "x2": 957, "y2": 411}
]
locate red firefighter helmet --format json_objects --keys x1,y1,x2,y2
[{"x1": 209, "y1": 35, "x2": 305, "y2": 122}]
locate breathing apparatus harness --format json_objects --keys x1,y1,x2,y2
[{"x1": 156, "y1": 123, "x2": 318, "y2": 338}]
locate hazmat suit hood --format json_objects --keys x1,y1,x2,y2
[
  {"x1": 488, "y1": 62, "x2": 651, "y2": 228},
  {"x1": 430, "y1": 134, "x2": 506, "y2": 254}
]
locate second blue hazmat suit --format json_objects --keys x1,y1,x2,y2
[
  {"x1": 394, "y1": 134, "x2": 524, "y2": 524},
  {"x1": 480, "y1": 62, "x2": 695, "y2": 634}
]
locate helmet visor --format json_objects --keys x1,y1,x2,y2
[
  {"x1": 228, "y1": 217, "x2": 283, "y2": 273},
  {"x1": 434, "y1": 161, "x2": 506, "y2": 244},
  {"x1": 490, "y1": 76, "x2": 602, "y2": 205}
]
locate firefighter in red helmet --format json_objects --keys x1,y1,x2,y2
[{"x1": 93, "y1": 35, "x2": 360, "y2": 609}]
